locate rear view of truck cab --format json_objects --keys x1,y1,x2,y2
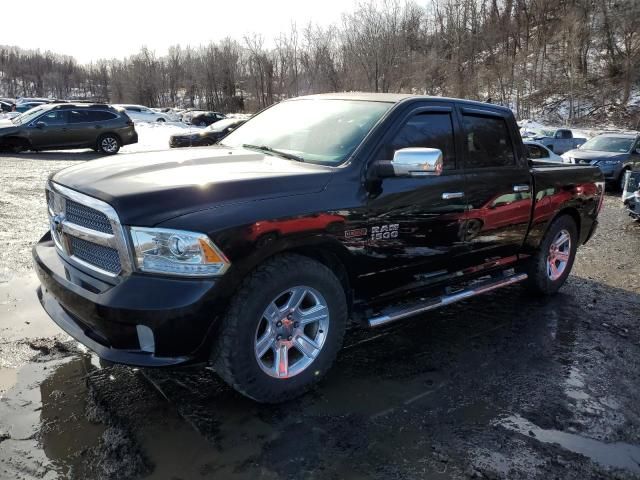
[{"x1": 33, "y1": 93, "x2": 604, "y2": 403}]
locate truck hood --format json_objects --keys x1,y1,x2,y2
[
  {"x1": 563, "y1": 149, "x2": 628, "y2": 162},
  {"x1": 52, "y1": 146, "x2": 334, "y2": 226}
]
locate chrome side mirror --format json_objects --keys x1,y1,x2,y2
[{"x1": 392, "y1": 148, "x2": 443, "y2": 177}]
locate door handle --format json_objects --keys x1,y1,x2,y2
[
  {"x1": 513, "y1": 184, "x2": 530, "y2": 192},
  {"x1": 442, "y1": 192, "x2": 465, "y2": 200}
]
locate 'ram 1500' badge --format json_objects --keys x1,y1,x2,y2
[{"x1": 371, "y1": 224, "x2": 399, "y2": 240}]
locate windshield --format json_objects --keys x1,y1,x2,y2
[
  {"x1": 206, "y1": 118, "x2": 240, "y2": 132},
  {"x1": 220, "y1": 99, "x2": 392, "y2": 164},
  {"x1": 12, "y1": 107, "x2": 46, "y2": 125},
  {"x1": 579, "y1": 136, "x2": 634, "y2": 153}
]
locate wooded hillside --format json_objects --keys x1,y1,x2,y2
[{"x1": 1, "y1": 0, "x2": 638, "y2": 127}]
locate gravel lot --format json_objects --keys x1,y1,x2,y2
[{"x1": 0, "y1": 152, "x2": 639, "y2": 480}]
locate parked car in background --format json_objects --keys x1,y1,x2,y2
[
  {"x1": 16, "y1": 101, "x2": 47, "y2": 113},
  {"x1": 152, "y1": 107, "x2": 182, "y2": 122},
  {"x1": 184, "y1": 110, "x2": 226, "y2": 126},
  {"x1": 113, "y1": 104, "x2": 171, "y2": 123},
  {"x1": 523, "y1": 128, "x2": 586, "y2": 154},
  {"x1": 524, "y1": 141, "x2": 563, "y2": 162},
  {"x1": 33, "y1": 93, "x2": 604, "y2": 403},
  {"x1": 15, "y1": 97, "x2": 52, "y2": 105},
  {"x1": 0, "y1": 100, "x2": 15, "y2": 112},
  {"x1": 562, "y1": 133, "x2": 640, "y2": 191},
  {"x1": 0, "y1": 103, "x2": 137, "y2": 154},
  {"x1": 169, "y1": 118, "x2": 246, "y2": 148}
]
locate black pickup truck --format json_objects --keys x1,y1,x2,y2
[{"x1": 34, "y1": 93, "x2": 604, "y2": 403}]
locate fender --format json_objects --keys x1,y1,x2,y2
[{"x1": 522, "y1": 175, "x2": 603, "y2": 253}]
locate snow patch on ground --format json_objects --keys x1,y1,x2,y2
[{"x1": 121, "y1": 122, "x2": 203, "y2": 153}]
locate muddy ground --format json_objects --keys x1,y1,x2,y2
[{"x1": 0, "y1": 153, "x2": 639, "y2": 480}]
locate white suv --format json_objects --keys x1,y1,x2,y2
[{"x1": 114, "y1": 104, "x2": 171, "y2": 123}]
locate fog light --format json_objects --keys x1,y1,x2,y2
[{"x1": 136, "y1": 325, "x2": 155, "y2": 353}]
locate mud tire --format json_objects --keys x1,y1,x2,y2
[{"x1": 211, "y1": 254, "x2": 347, "y2": 403}]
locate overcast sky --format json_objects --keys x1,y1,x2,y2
[{"x1": 2, "y1": 0, "x2": 356, "y2": 64}]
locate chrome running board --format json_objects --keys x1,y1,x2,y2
[{"x1": 367, "y1": 272, "x2": 528, "y2": 328}]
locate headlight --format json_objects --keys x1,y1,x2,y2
[
  {"x1": 129, "y1": 227, "x2": 230, "y2": 276},
  {"x1": 596, "y1": 159, "x2": 619, "y2": 165}
]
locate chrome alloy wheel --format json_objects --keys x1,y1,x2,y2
[
  {"x1": 101, "y1": 137, "x2": 118, "y2": 153},
  {"x1": 254, "y1": 286, "x2": 330, "y2": 379},
  {"x1": 547, "y1": 229, "x2": 571, "y2": 281}
]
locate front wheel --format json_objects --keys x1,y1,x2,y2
[
  {"x1": 211, "y1": 254, "x2": 347, "y2": 403},
  {"x1": 525, "y1": 215, "x2": 578, "y2": 295}
]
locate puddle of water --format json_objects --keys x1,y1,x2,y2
[
  {"x1": 0, "y1": 367, "x2": 17, "y2": 394},
  {"x1": 0, "y1": 357, "x2": 79, "y2": 478},
  {"x1": 0, "y1": 273, "x2": 63, "y2": 342},
  {"x1": 497, "y1": 414, "x2": 640, "y2": 473}
]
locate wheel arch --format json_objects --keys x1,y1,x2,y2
[
  {"x1": 287, "y1": 244, "x2": 355, "y2": 315},
  {"x1": 523, "y1": 206, "x2": 582, "y2": 253},
  {"x1": 96, "y1": 131, "x2": 122, "y2": 148},
  {"x1": 216, "y1": 237, "x2": 357, "y2": 319}
]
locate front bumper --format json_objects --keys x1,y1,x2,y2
[
  {"x1": 33, "y1": 234, "x2": 220, "y2": 367},
  {"x1": 595, "y1": 163, "x2": 620, "y2": 181}
]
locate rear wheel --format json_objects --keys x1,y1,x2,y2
[
  {"x1": 156, "y1": 118, "x2": 166, "y2": 122},
  {"x1": 97, "y1": 134, "x2": 120, "y2": 155},
  {"x1": 525, "y1": 215, "x2": 577, "y2": 295},
  {"x1": 211, "y1": 254, "x2": 347, "y2": 403}
]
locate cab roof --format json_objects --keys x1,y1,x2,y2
[{"x1": 292, "y1": 92, "x2": 512, "y2": 113}]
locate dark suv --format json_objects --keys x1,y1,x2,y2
[{"x1": 0, "y1": 103, "x2": 138, "y2": 154}]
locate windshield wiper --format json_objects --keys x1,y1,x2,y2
[{"x1": 242, "y1": 144, "x2": 304, "y2": 162}]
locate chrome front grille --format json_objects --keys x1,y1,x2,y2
[
  {"x1": 65, "y1": 199, "x2": 113, "y2": 234},
  {"x1": 69, "y1": 237, "x2": 121, "y2": 274},
  {"x1": 46, "y1": 183, "x2": 132, "y2": 277}
]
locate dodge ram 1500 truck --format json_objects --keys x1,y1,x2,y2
[{"x1": 33, "y1": 93, "x2": 604, "y2": 403}]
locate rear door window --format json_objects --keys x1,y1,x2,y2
[
  {"x1": 68, "y1": 110, "x2": 91, "y2": 123},
  {"x1": 86, "y1": 110, "x2": 117, "y2": 122},
  {"x1": 462, "y1": 114, "x2": 515, "y2": 168}
]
